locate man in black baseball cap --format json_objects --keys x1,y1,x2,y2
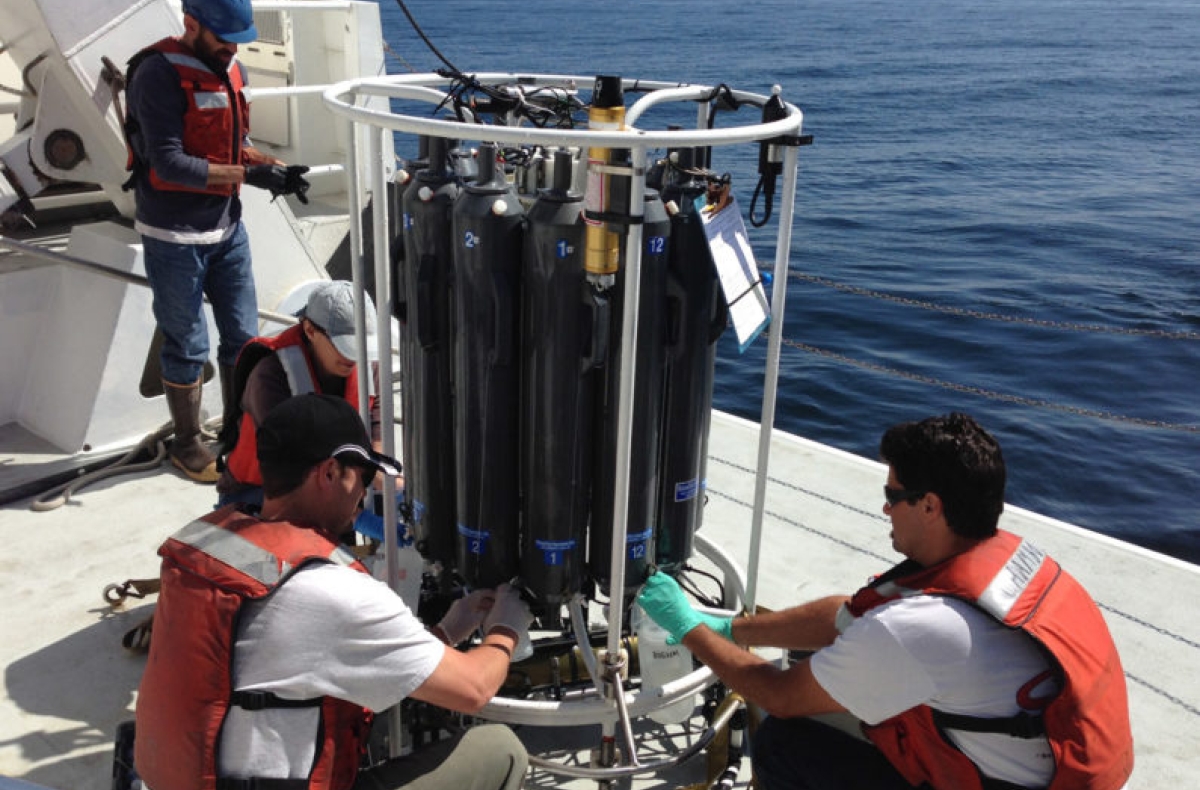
[
  {"x1": 136, "y1": 390, "x2": 531, "y2": 790},
  {"x1": 258, "y1": 393, "x2": 397, "y2": 495}
]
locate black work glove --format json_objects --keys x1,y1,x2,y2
[{"x1": 244, "y1": 164, "x2": 311, "y2": 204}]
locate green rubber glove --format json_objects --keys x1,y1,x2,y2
[{"x1": 636, "y1": 572, "x2": 734, "y2": 645}]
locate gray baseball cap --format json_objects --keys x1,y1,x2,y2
[{"x1": 301, "y1": 281, "x2": 377, "y2": 361}]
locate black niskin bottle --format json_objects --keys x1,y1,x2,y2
[
  {"x1": 451, "y1": 143, "x2": 525, "y2": 590},
  {"x1": 520, "y1": 150, "x2": 602, "y2": 621},
  {"x1": 655, "y1": 148, "x2": 726, "y2": 572},
  {"x1": 589, "y1": 188, "x2": 671, "y2": 606},
  {"x1": 399, "y1": 136, "x2": 460, "y2": 568}
]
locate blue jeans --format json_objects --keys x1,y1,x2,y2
[
  {"x1": 752, "y1": 716, "x2": 926, "y2": 790},
  {"x1": 142, "y1": 223, "x2": 258, "y2": 385}
]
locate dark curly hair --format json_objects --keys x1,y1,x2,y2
[{"x1": 879, "y1": 412, "x2": 1006, "y2": 539}]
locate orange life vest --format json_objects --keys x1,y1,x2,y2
[
  {"x1": 126, "y1": 37, "x2": 249, "y2": 197},
  {"x1": 223, "y1": 324, "x2": 365, "y2": 486},
  {"x1": 135, "y1": 506, "x2": 372, "y2": 790},
  {"x1": 844, "y1": 530, "x2": 1133, "y2": 790}
]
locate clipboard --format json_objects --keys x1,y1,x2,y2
[{"x1": 694, "y1": 192, "x2": 771, "y2": 353}]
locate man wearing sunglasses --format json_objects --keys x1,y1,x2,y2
[
  {"x1": 136, "y1": 393, "x2": 531, "y2": 790},
  {"x1": 124, "y1": 0, "x2": 310, "y2": 484},
  {"x1": 637, "y1": 412, "x2": 1132, "y2": 790}
]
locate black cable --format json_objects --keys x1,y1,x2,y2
[
  {"x1": 388, "y1": 3, "x2": 589, "y2": 128},
  {"x1": 704, "y1": 83, "x2": 744, "y2": 128},
  {"x1": 679, "y1": 564, "x2": 726, "y2": 609},
  {"x1": 749, "y1": 174, "x2": 771, "y2": 227},
  {"x1": 393, "y1": 0, "x2": 459, "y2": 73}
]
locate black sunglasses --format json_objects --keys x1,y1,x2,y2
[{"x1": 884, "y1": 485, "x2": 927, "y2": 507}]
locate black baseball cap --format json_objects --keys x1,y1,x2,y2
[{"x1": 257, "y1": 393, "x2": 401, "y2": 480}]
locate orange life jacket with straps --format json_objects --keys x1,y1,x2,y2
[
  {"x1": 845, "y1": 530, "x2": 1133, "y2": 790},
  {"x1": 125, "y1": 37, "x2": 249, "y2": 197},
  {"x1": 135, "y1": 506, "x2": 372, "y2": 790},
  {"x1": 222, "y1": 324, "x2": 366, "y2": 486}
]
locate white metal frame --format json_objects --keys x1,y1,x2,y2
[{"x1": 322, "y1": 70, "x2": 802, "y2": 769}]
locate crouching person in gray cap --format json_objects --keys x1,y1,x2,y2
[
  {"x1": 135, "y1": 393, "x2": 531, "y2": 790},
  {"x1": 218, "y1": 280, "x2": 386, "y2": 509}
]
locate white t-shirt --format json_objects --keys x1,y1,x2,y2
[
  {"x1": 810, "y1": 594, "x2": 1058, "y2": 788},
  {"x1": 217, "y1": 562, "x2": 446, "y2": 779}
]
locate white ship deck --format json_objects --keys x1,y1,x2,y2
[{"x1": 2, "y1": 410, "x2": 1197, "y2": 789}]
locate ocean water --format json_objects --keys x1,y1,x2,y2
[{"x1": 377, "y1": 0, "x2": 1200, "y2": 563}]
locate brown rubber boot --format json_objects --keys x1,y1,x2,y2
[{"x1": 163, "y1": 378, "x2": 219, "y2": 483}]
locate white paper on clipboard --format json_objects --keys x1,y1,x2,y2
[{"x1": 693, "y1": 193, "x2": 770, "y2": 352}]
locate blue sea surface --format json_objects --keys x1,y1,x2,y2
[{"x1": 377, "y1": 0, "x2": 1199, "y2": 562}]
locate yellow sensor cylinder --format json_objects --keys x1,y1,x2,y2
[{"x1": 584, "y1": 76, "x2": 626, "y2": 278}]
